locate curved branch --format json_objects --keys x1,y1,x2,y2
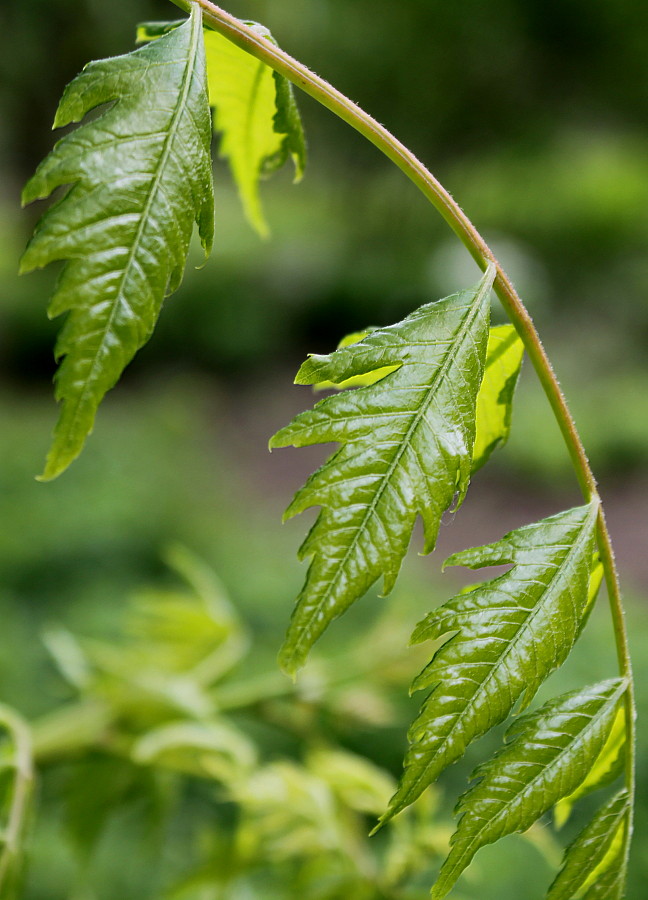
[{"x1": 172, "y1": 0, "x2": 635, "y2": 861}]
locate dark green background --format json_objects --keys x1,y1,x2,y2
[{"x1": 0, "y1": 1, "x2": 647, "y2": 897}]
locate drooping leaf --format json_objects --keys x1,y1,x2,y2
[
  {"x1": 547, "y1": 790, "x2": 629, "y2": 900},
  {"x1": 471, "y1": 323, "x2": 524, "y2": 471},
  {"x1": 21, "y1": 7, "x2": 214, "y2": 480},
  {"x1": 380, "y1": 503, "x2": 600, "y2": 826},
  {"x1": 555, "y1": 704, "x2": 625, "y2": 828},
  {"x1": 139, "y1": 20, "x2": 306, "y2": 237},
  {"x1": 271, "y1": 265, "x2": 496, "y2": 676},
  {"x1": 430, "y1": 679, "x2": 626, "y2": 900}
]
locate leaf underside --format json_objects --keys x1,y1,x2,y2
[
  {"x1": 431, "y1": 678, "x2": 626, "y2": 900},
  {"x1": 271, "y1": 266, "x2": 496, "y2": 676},
  {"x1": 380, "y1": 502, "x2": 600, "y2": 826},
  {"x1": 471, "y1": 323, "x2": 524, "y2": 472},
  {"x1": 21, "y1": 7, "x2": 214, "y2": 480},
  {"x1": 138, "y1": 19, "x2": 306, "y2": 237},
  {"x1": 206, "y1": 26, "x2": 305, "y2": 236}
]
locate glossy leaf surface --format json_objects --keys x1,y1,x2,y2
[
  {"x1": 431, "y1": 679, "x2": 626, "y2": 900},
  {"x1": 271, "y1": 266, "x2": 495, "y2": 675},
  {"x1": 555, "y1": 705, "x2": 625, "y2": 827},
  {"x1": 138, "y1": 19, "x2": 306, "y2": 236},
  {"x1": 381, "y1": 503, "x2": 600, "y2": 825},
  {"x1": 547, "y1": 790, "x2": 629, "y2": 900},
  {"x1": 21, "y1": 7, "x2": 214, "y2": 479}
]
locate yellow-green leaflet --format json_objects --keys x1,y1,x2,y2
[
  {"x1": 472, "y1": 323, "x2": 524, "y2": 471},
  {"x1": 205, "y1": 27, "x2": 305, "y2": 236}
]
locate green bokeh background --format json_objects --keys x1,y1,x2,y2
[{"x1": 1, "y1": 0, "x2": 647, "y2": 897}]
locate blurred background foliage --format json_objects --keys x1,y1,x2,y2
[{"x1": 1, "y1": 0, "x2": 648, "y2": 897}]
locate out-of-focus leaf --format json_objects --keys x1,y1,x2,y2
[
  {"x1": 132, "y1": 719, "x2": 257, "y2": 782},
  {"x1": 42, "y1": 626, "x2": 92, "y2": 691},
  {"x1": 0, "y1": 707, "x2": 32, "y2": 898},
  {"x1": 307, "y1": 748, "x2": 395, "y2": 815},
  {"x1": 21, "y1": 7, "x2": 214, "y2": 479}
]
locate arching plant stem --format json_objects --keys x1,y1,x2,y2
[{"x1": 171, "y1": 0, "x2": 636, "y2": 862}]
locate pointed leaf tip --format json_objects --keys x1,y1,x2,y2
[
  {"x1": 384, "y1": 503, "x2": 600, "y2": 824},
  {"x1": 274, "y1": 268, "x2": 494, "y2": 674},
  {"x1": 22, "y1": 12, "x2": 214, "y2": 476},
  {"x1": 429, "y1": 679, "x2": 625, "y2": 900}
]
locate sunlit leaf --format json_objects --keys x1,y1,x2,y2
[
  {"x1": 380, "y1": 503, "x2": 600, "y2": 825},
  {"x1": 21, "y1": 7, "x2": 214, "y2": 479},
  {"x1": 472, "y1": 323, "x2": 524, "y2": 471},
  {"x1": 547, "y1": 790, "x2": 629, "y2": 900},
  {"x1": 430, "y1": 679, "x2": 626, "y2": 900},
  {"x1": 271, "y1": 266, "x2": 496, "y2": 675},
  {"x1": 139, "y1": 19, "x2": 306, "y2": 237}
]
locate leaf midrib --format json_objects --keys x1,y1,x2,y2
[
  {"x1": 437, "y1": 682, "x2": 625, "y2": 896},
  {"x1": 61, "y1": 12, "x2": 201, "y2": 441},
  {"x1": 401, "y1": 505, "x2": 596, "y2": 809},
  {"x1": 288, "y1": 288, "x2": 487, "y2": 661}
]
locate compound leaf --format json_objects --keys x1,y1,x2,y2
[
  {"x1": 271, "y1": 265, "x2": 496, "y2": 676},
  {"x1": 472, "y1": 323, "x2": 524, "y2": 472},
  {"x1": 380, "y1": 502, "x2": 600, "y2": 826},
  {"x1": 21, "y1": 6, "x2": 214, "y2": 480},
  {"x1": 431, "y1": 679, "x2": 626, "y2": 900},
  {"x1": 547, "y1": 790, "x2": 629, "y2": 900}
]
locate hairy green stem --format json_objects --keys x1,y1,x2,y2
[{"x1": 171, "y1": 0, "x2": 635, "y2": 859}]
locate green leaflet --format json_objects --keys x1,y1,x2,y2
[
  {"x1": 313, "y1": 322, "x2": 523, "y2": 475},
  {"x1": 430, "y1": 679, "x2": 626, "y2": 900},
  {"x1": 139, "y1": 20, "x2": 306, "y2": 237},
  {"x1": 555, "y1": 704, "x2": 625, "y2": 827},
  {"x1": 21, "y1": 7, "x2": 214, "y2": 480},
  {"x1": 471, "y1": 324, "x2": 524, "y2": 471},
  {"x1": 380, "y1": 503, "x2": 600, "y2": 826},
  {"x1": 206, "y1": 26, "x2": 305, "y2": 236},
  {"x1": 313, "y1": 328, "x2": 400, "y2": 391},
  {"x1": 271, "y1": 266, "x2": 496, "y2": 676},
  {"x1": 547, "y1": 790, "x2": 630, "y2": 900}
]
